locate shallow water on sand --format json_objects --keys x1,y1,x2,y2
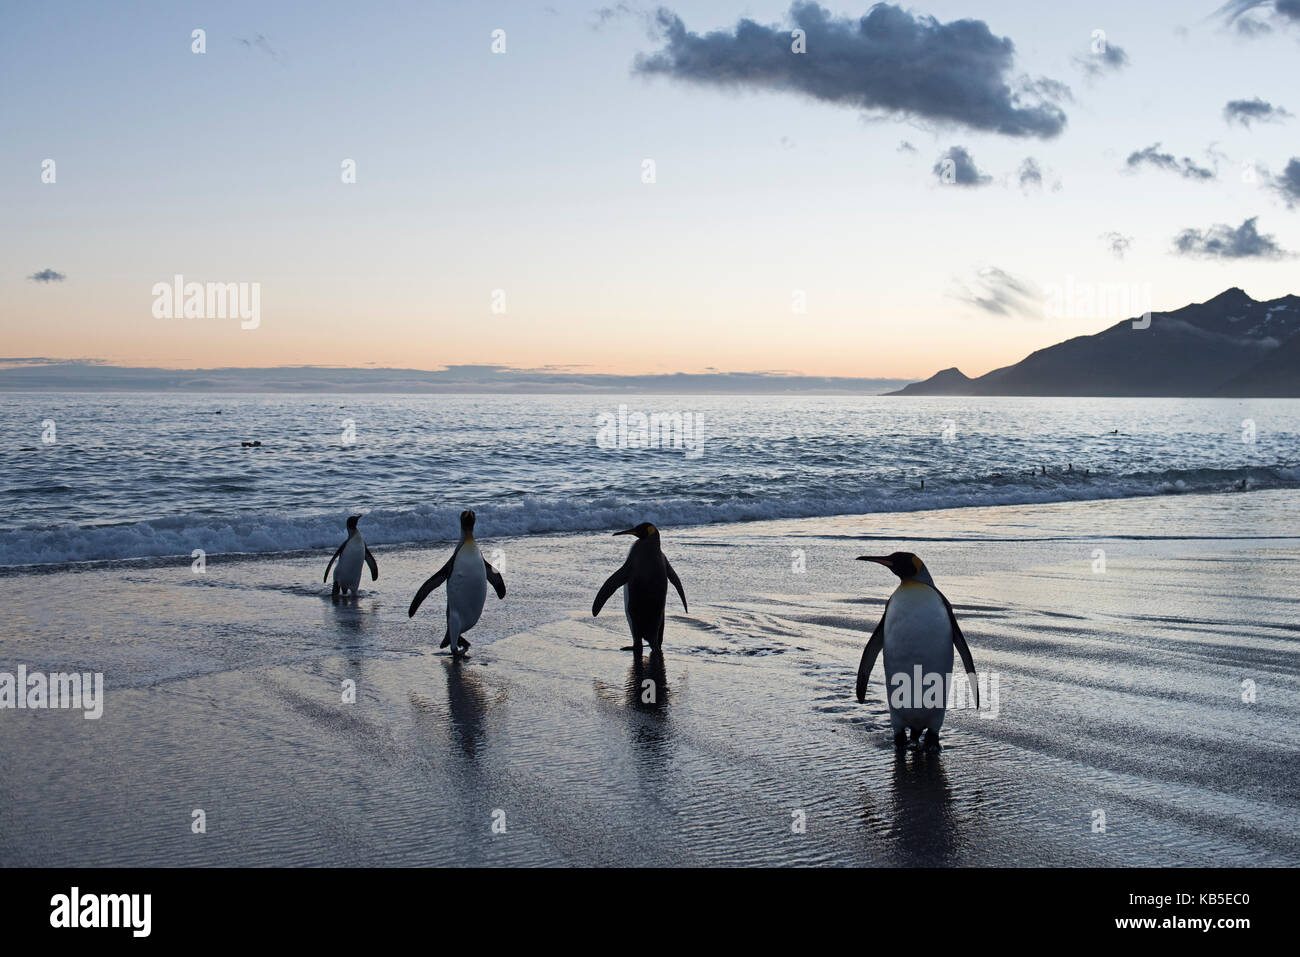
[{"x1": 1, "y1": 491, "x2": 1297, "y2": 866}]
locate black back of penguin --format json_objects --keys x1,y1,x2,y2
[
  {"x1": 592, "y1": 522, "x2": 688, "y2": 651},
  {"x1": 623, "y1": 532, "x2": 670, "y2": 626}
]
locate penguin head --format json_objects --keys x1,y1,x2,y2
[
  {"x1": 346, "y1": 515, "x2": 362, "y2": 531},
  {"x1": 614, "y1": 522, "x2": 659, "y2": 539},
  {"x1": 857, "y1": 551, "x2": 930, "y2": 582},
  {"x1": 459, "y1": 509, "x2": 476, "y2": 536}
]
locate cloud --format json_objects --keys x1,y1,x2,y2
[
  {"x1": 1172, "y1": 217, "x2": 1289, "y2": 259},
  {"x1": 633, "y1": 3, "x2": 1069, "y2": 138},
  {"x1": 1234, "y1": 15, "x2": 1273, "y2": 34},
  {"x1": 950, "y1": 266, "x2": 1039, "y2": 317},
  {"x1": 234, "y1": 34, "x2": 282, "y2": 63},
  {"x1": 0, "y1": 362, "x2": 912, "y2": 395},
  {"x1": 1272, "y1": 158, "x2": 1300, "y2": 207},
  {"x1": 1074, "y1": 40, "x2": 1129, "y2": 77},
  {"x1": 1216, "y1": 1, "x2": 1300, "y2": 32},
  {"x1": 1101, "y1": 232, "x2": 1133, "y2": 259},
  {"x1": 1223, "y1": 97, "x2": 1292, "y2": 126},
  {"x1": 1017, "y1": 157, "x2": 1043, "y2": 190},
  {"x1": 933, "y1": 146, "x2": 991, "y2": 186},
  {"x1": 591, "y1": 3, "x2": 641, "y2": 30},
  {"x1": 1125, "y1": 143, "x2": 1216, "y2": 180},
  {"x1": 27, "y1": 268, "x2": 66, "y2": 283},
  {"x1": 897, "y1": 140, "x2": 917, "y2": 153}
]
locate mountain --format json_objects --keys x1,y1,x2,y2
[
  {"x1": 891, "y1": 367, "x2": 975, "y2": 395},
  {"x1": 890, "y1": 288, "x2": 1300, "y2": 397}
]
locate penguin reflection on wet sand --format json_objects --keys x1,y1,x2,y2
[
  {"x1": 854, "y1": 552, "x2": 978, "y2": 752},
  {"x1": 592, "y1": 522, "x2": 687, "y2": 655},
  {"x1": 323, "y1": 515, "x2": 378, "y2": 603},
  {"x1": 408, "y1": 510, "x2": 506, "y2": 659}
]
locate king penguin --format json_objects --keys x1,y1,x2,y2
[
  {"x1": 854, "y1": 552, "x2": 978, "y2": 751},
  {"x1": 408, "y1": 510, "x2": 506, "y2": 659},
  {"x1": 323, "y1": 515, "x2": 378, "y2": 603},
  {"x1": 592, "y1": 522, "x2": 687, "y2": 656}
]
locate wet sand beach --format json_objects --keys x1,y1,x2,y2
[{"x1": 1, "y1": 490, "x2": 1297, "y2": 866}]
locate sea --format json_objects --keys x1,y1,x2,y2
[{"x1": 1, "y1": 393, "x2": 1297, "y2": 567}]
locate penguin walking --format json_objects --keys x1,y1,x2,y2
[
  {"x1": 408, "y1": 510, "x2": 506, "y2": 658},
  {"x1": 592, "y1": 522, "x2": 687, "y2": 656},
  {"x1": 323, "y1": 515, "x2": 378, "y2": 603},
  {"x1": 853, "y1": 552, "x2": 978, "y2": 752}
]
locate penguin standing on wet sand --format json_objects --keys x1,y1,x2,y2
[
  {"x1": 408, "y1": 510, "x2": 506, "y2": 659},
  {"x1": 854, "y1": 552, "x2": 978, "y2": 752},
  {"x1": 323, "y1": 515, "x2": 378, "y2": 603},
  {"x1": 592, "y1": 522, "x2": 687, "y2": 656}
]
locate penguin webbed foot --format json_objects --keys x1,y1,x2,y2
[
  {"x1": 893, "y1": 729, "x2": 909, "y2": 750},
  {"x1": 921, "y1": 729, "x2": 942, "y2": 753}
]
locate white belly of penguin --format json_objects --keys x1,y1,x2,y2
[
  {"x1": 446, "y1": 540, "x2": 487, "y2": 636},
  {"x1": 882, "y1": 582, "x2": 955, "y2": 732},
  {"x1": 335, "y1": 536, "x2": 365, "y2": 590}
]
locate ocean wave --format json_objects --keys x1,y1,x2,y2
[{"x1": 1, "y1": 464, "x2": 1297, "y2": 568}]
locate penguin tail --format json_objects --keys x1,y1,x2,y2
[{"x1": 440, "y1": 631, "x2": 452, "y2": 649}]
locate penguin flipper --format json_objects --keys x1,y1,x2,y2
[
  {"x1": 855, "y1": 612, "x2": 886, "y2": 703},
  {"x1": 665, "y1": 558, "x2": 688, "y2": 613},
  {"x1": 323, "y1": 540, "x2": 346, "y2": 583},
  {"x1": 484, "y1": 560, "x2": 506, "y2": 599},
  {"x1": 942, "y1": 596, "x2": 979, "y2": 708},
  {"x1": 592, "y1": 564, "x2": 630, "y2": 617},
  {"x1": 408, "y1": 557, "x2": 454, "y2": 618},
  {"x1": 364, "y1": 548, "x2": 379, "y2": 581}
]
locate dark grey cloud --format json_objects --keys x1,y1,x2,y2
[
  {"x1": 951, "y1": 267, "x2": 1039, "y2": 317},
  {"x1": 1223, "y1": 97, "x2": 1292, "y2": 126},
  {"x1": 1272, "y1": 158, "x2": 1300, "y2": 207},
  {"x1": 1125, "y1": 143, "x2": 1216, "y2": 180},
  {"x1": 1216, "y1": 1, "x2": 1300, "y2": 32},
  {"x1": 633, "y1": 3, "x2": 1069, "y2": 138},
  {"x1": 1018, "y1": 157, "x2": 1043, "y2": 190},
  {"x1": 933, "y1": 146, "x2": 991, "y2": 186},
  {"x1": 1173, "y1": 217, "x2": 1289, "y2": 259},
  {"x1": 27, "y1": 268, "x2": 66, "y2": 283},
  {"x1": 897, "y1": 140, "x2": 917, "y2": 153},
  {"x1": 1074, "y1": 41, "x2": 1128, "y2": 77},
  {"x1": 1101, "y1": 231, "x2": 1132, "y2": 259}
]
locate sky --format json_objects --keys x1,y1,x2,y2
[{"x1": 2, "y1": 0, "x2": 1298, "y2": 381}]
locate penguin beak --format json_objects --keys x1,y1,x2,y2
[
  {"x1": 856, "y1": 556, "x2": 890, "y2": 566},
  {"x1": 613, "y1": 528, "x2": 636, "y2": 536}
]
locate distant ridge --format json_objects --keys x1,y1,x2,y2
[
  {"x1": 0, "y1": 362, "x2": 909, "y2": 395},
  {"x1": 891, "y1": 288, "x2": 1300, "y2": 397}
]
